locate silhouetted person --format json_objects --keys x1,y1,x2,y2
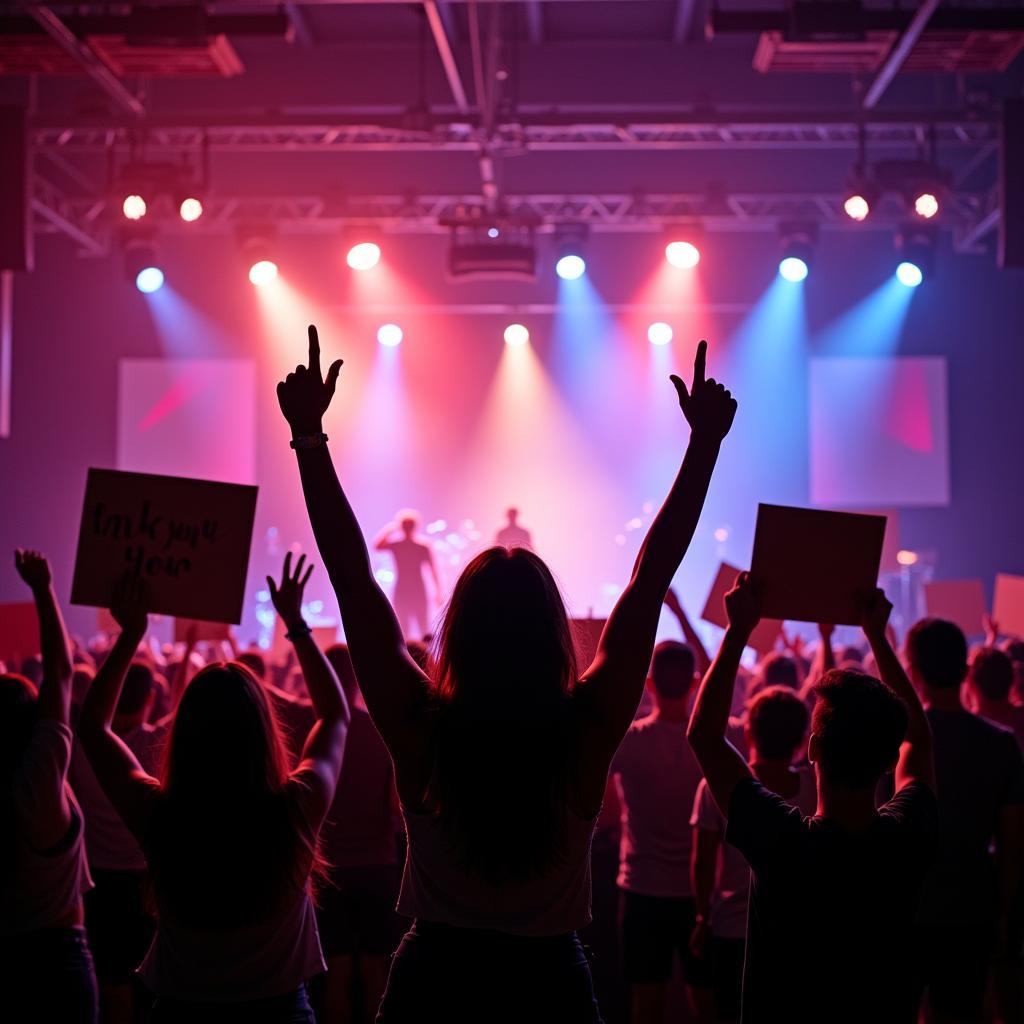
[
  {"x1": 319, "y1": 643, "x2": 402, "y2": 1024},
  {"x1": 496, "y1": 507, "x2": 533, "y2": 550},
  {"x1": 1, "y1": 550, "x2": 97, "y2": 1022},
  {"x1": 70, "y1": 660, "x2": 165, "y2": 1024},
  {"x1": 79, "y1": 555, "x2": 350, "y2": 1022},
  {"x1": 688, "y1": 578, "x2": 937, "y2": 1024},
  {"x1": 276, "y1": 327, "x2": 736, "y2": 1022},
  {"x1": 610, "y1": 641, "x2": 707, "y2": 1023},
  {"x1": 374, "y1": 514, "x2": 441, "y2": 640},
  {"x1": 690, "y1": 686, "x2": 815, "y2": 1023},
  {"x1": 905, "y1": 618, "x2": 1024, "y2": 1024},
  {"x1": 970, "y1": 645, "x2": 1024, "y2": 749}
]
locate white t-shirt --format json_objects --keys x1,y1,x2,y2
[
  {"x1": 612, "y1": 715, "x2": 705, "y2": 899},
  {"x1": 690, "y1": 766, "x2": 817, "y2": 938}
]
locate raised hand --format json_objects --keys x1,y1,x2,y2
[
  {"x1": 860, "y1": 587, "x2": 893, "y2": 640},
  {"x1": 14, "y1": 549, "x2": 52, "y2": 593},
  {"x1": 111, "y1": 573, "x2": 148, "y2": 639},
  {"x1": 663, "y1": 587, "x2": 684, "y2": 617},
  {"x1": 725, "y1": 571, "x2": 761, "y2": 639},
  {"x1": 276, "y1": 324, "x2": 344, "y2": 436},
  {"x1": 267, "y1": 550, "x2": 314, "y2": 630},
  {"x1": 670, "y1": 340, "x2": 737, "y2": 442}
]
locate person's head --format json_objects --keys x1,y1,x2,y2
[
  {"x1": 745, "y1": 685, "x2": 810, "y2": 763},
  {"x1": 151, "y1": 661, "x2": 321, "y2": 927},
  {"x1": 325, "y1": 643, "x2": 359, "y2": 702},
  {"x1": 235, "y1": 649, "x2": 266, "y2": 683},
  {"x1": 507, "y1": 507, "x2": 519, "y2": 525},
  {"x1": 115, "y1": 661, "x2": 155, "y2": 725},
  {"x1": 905, "y1": 618, "x2": 968, "y2": 692},
  {"x1": 431, "y1": 546, "x2": 577, "y2": 882},
  {"x1": 810, "y1": 669, "x2": 908, "y2": 790},
  {"x1": 838, "y1": 645, "x2": 864, "y2": 667},
  {"x1": 397, "y1": 510, "x2": 419, "y2": 539},
  {"x1": 969, "y1": 646, "x2": 1014, "y2": 704},
  {"x1": 648, "y1": 641, "x2": 696, "y2": 705}
]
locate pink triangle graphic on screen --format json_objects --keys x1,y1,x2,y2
[
  {"x1": 137, "y1": 371, "x2": 210, "y2": 432},
  {"x1": 884, "y1": 363, "x2": 934, "y2": 454}
]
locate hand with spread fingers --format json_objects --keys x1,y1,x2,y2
[{"x1": 268, "y1": 551, "x2": 315, "y2": 631}]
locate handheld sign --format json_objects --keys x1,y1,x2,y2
[
  {"x1": 994, "y1": 574, "x2": 1024, "y2": 640},
  {"x1": 701, "y1": 562, "x2": 784, "y2": 655},
  {"x1": 0, "y1": 602, "x2": 39, "y2": 668},
  {"x1": 923, "y1": 580, "x2": 987, "y2": 637},
  {"x1": 71, "y1": 468, "x2": 258, "y2": 624},
  {"x1": 750, "y1": 504, "x2": 886, "y2": 626}
]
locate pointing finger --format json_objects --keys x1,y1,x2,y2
[
  {"x1": 308, "y1": 324, "x2": 321, "y2": 377},
  {"x1": 694, "y1": 339, "x2": 707, "y2": 388}
]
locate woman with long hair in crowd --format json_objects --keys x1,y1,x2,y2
[
  {"x1": 78, "y1": 554, "x2": 350, "y2": 1024},
  {"x1": 0, "y1": 550, "x2": 97, "y2": 1022},
  {"x1": 277, "y1": 325, "x2": 737, "y2": 1021}
]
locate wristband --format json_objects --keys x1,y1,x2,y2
[
  {"x1": 290, "y1": 433, "x2": 328, "y2": 450},
  {"x1": 285, "y1": 622, "x2": 312, "y2": 641}
]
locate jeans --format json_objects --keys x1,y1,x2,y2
[
  {"x1": 149, "y1": 983, "x2": 316, "y2": 1024},
  {"x1": 0, "y1": 925, "x2": 99, "y2": 1023},
  {"x1": 376, "y1": 919, "x2": 605, "y2": 1023}
]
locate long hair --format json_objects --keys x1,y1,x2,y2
[
  {"x1": 0, "y1": 674, "x2": 38, "y2": 882},
  {"x1": 146, "y1": 662, "x2": 324, "y2": 929},
  {"x1": 429, "y1": 546, "x2": 578, "y2": 883}
]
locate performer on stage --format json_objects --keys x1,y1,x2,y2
[
  {"x1": 374, "y1": 513, "x2": 441, "y2": 640},
  {"x1": 495, "y1": 507, "x2": 533, "y2": 550}
]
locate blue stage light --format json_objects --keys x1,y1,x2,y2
[
  {"x1": 896, "y1": 261, "x2": 923, "y2": 287},
  {"x1": 555, "y1": 254, "x2": 586, "y2": 280},
  {"x1": 778, "y1": 256, "x2": 809, "y2": 282},
  {"x1": 135, "y1": 266, "x2": 165, "y2": 293}
]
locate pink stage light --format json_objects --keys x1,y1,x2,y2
[{"x1": 347, "y1": 242, "x2": 381, "y2": 271}]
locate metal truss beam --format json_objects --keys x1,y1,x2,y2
[
  {"x1": 31, "y1": 174, "x2": 110, "y2": 256},
  {"x1": 31, "y1": 112, "x2": 997, "y2": 154}
]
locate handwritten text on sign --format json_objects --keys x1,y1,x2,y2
[{"x1": 71, "y1": 469, "x2": 258, "y2": 624}]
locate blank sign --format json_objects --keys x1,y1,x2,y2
[
  {"x1": 809, "y1": 357, "x2": 949, "y2": 508},
  {"x1": 118, "y1": 359, "x2": 256, "y2": 485}
]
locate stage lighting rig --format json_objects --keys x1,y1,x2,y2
[
  {"x1": 443, "y1": 212, "x2": 539, "y2": 281},
  {"x1": 895, "y1": 224, "x2": 937, "y2": 286},
  {"x1": 553, "y1": 225, "x2": 588, "y2": 281},
  {"x1": 777, "y1": 222, "x2": 817, "y2": 281}
]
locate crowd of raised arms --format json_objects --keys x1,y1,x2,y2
[{"x1": 3, "y1": 327, "x2": 1024, "y2": 1024}]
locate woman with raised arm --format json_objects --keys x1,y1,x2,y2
[
  {"x1": 77, "y1": 558, "x2": 350, "y2": 1024},
  {"x1": 277, "y1": 326, "x2": 736, "y2": 1022},
  {"x1": 1, "y1": 550, "x2": 97, "y2": 1023}
]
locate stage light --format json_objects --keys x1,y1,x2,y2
[
  {"x1": 665, "y1": 240, "x2": 700, "y2": 269},
  {"x1": 843, "y1": 194, "x2": 871, "y2": 222},
  {"x1": 178, "y1": 196, "x2": 203, "y2": 222},
  {"x1": 912, "y1": 192, "x2": 939, "y2": 219},
  {"x1": 347, "y1": 241, "x2": 381, "y2": 271},
  {"x1": 779, "y1": 256, "x2": 809, "y2": 282},
  {"x1": 122, "y1": 194, "x2": 147, "y2": 221},
  {"x1": 896, "y1": 261, "x2": 923, "y2": 288},
  {"x1": 248, "y1": 259, "x2": 279, "y2": 287},
  {"x1": 503, "y1": 323, "x2": 529, "y2": 347},
  {"x1": 896, "y1": 549, "x2": 919, "y2": 567},
  {"x1": 377, "y1": 323, "x2": 403, "y2": 347},
  {"x1": 135, "y1": 266, "x2": 164, "y2": 293},
  {"x1": 647, "y1": 322, "x2": 673, "y2": 346},
  {"x1": 555, "y1": 254, "x2": 586, "y2": 280},
  {"x1": 487, "y1": 226, "x2": 500, "y2": 239}
]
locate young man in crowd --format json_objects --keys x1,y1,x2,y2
[
  {"x1": 690, "y1": 685, "x2": 816, "y2": 1022},
  {"x1": 687, "y1": 576, "x2": 937, "y2": 1024},
  {"x1": 906, "y1": 619, "x2": 1024, "y2": 1024},
  {"x1": 610, "y1": 640, "x2": 708, "y2": 1024},
  {"x1": 969, "y1": 645, "x2": 1024, "y2": 749}
]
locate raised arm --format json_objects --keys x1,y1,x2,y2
[
  {"x1": 664, "y1": 587, "x2": 712, "y2": 676},
  {"x1": 862, "y1": 588, "x2": 934, "y2": 792},
  {"x1": 77, "y1": 576, "x2": 159, "y2": 837},
  {"x1": 15, "y1": 550, "x2": 73, "y2": 726},
  {"x1": 276, "y1": 326, "x2": 430, "y2": 756},
  {"x1": 267, "y1": 551, "x2": 350, "y2": 818},
  {"x1": 687, "y1": 572, "x2": 758, "y2": 815},
  {"x1": 579, "y1": 341, "x2": 736, "y2": 759},
  {"x1": 373, "y1": 524, "x2": 396, "y2": 553}
]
